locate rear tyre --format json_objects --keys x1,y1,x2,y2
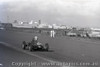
[{"x1": 44, "y1": 43, "x2": 49, "y2": 51}]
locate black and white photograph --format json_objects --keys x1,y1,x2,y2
[{"x1": 0, "y1": 0, "x2": 100, "y2": 67}]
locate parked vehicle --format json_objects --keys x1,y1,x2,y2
[{"x1": 67, "y1": 32, "x2": 77, "y2": 37}]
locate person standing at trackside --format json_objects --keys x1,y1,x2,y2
[{"x1": 50, "y1": 30, "x2": 56, "y2": 38}]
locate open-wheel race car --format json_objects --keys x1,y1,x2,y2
[{"x1": 22, "y1": 41, "x2": 49, "y2": 51}]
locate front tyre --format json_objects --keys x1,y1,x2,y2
[
  {"x1": 22, "y1": 44, "x2": 26, "y2": 50},
  {"x1": 22, "y1": 41, "x2": 27, "y2": 50},
  {"x1": 29, "y1": 46, "x2": 33, "y2": 51}
]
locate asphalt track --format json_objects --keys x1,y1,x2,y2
[
  {"x1": 0, "y1": 43, "x2": 51, "y2": 67},
  {"x1": 0, "y1": 30, "x2": 100, "y2": 67}
]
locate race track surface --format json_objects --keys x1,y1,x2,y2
[{"x1": 0, "y1": 30, "x2": 100, "y2": 67}]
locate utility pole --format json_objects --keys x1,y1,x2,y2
[{"x1": 39, "y1": 20, "x2": 41, "y2": 24}]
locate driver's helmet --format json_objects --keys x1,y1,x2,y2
[{"x1": 34, "y1": 36, "x2": 38, "y2": 40}]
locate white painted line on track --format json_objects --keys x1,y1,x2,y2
[
  {"x1": 0, "y1": 42, "x2": 54, "y2": 62},
  {"x1": 0, "y1": 41, "x2": 71, "y2": 67}
]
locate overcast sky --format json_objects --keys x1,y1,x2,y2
[{"x1": 0, "y1": 0, "x2": 100, "y2": 27}]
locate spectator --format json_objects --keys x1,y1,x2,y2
[{"x1": 50, "y1": 30, "x2": 56, "y2": 38}]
